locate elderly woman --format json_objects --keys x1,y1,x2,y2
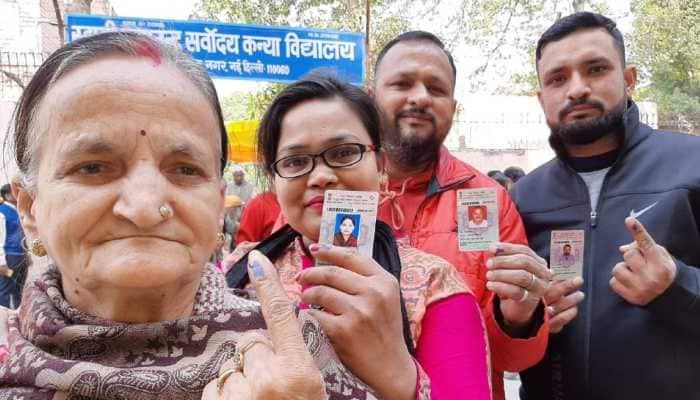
[
  {"x1": 226, "y1": 75, "x2": 492, "y2": 399},
  {"x1": 0, "y1": 31, "x2": 383, "y2": 400}
]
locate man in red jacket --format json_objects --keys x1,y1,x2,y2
[{"x1": 371, "y1": 31, "x2": 551, "y2": 400}]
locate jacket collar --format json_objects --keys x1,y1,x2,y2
[
  {"x1": 427, "y1": 146, "x2": 476, "y2": 197},
  {"x1": 550, "y1": 101, "x2": 650, "y2": 167}
]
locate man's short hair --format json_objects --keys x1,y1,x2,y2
[
  {"x1": 536, "y1": 12, "x2": 626, "y2": 72},
  {"x1": 374, "y1": 30, "x2": 457, "y2": 83},
  {"x1": 0, "y1": 184, "x2": 11, "y2": 201},
  {"x1": 504, "y1": 166, "x2": 526, "y2": 183}
]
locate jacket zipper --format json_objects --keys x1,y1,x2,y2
[{"x1": 570, "y1": 166, "x2": 614, "y2": 399}]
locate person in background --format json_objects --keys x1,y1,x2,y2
[
  {"x1": 487, "y1": 170, "x2": 511, "y2": 189},
  {"x1": 236, "y1": 191, "x2": 281, "y2": 244},
  {"x1": 503, "y1": 166, "x2": 526, "y2": 187},
  {"x1": 226, "y1": 165, "x2": 257, "y2": 206},
  {"x1": 372, "y1": 30, "x2": 550, "y2": 400},
  {"x1": 0, "y1": 184, "x2": 27, "y2": 309},
  {"x1": 511, "y1": 12, "x2": 700, "y2": 399}
]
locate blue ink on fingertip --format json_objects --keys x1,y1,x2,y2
[{"x1": 249, "y1": 260, "x2": 266, "y2": 280}]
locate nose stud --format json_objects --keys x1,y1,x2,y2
[{"x1": 159, "y1": 204, "x2": 173, "y2": 219}]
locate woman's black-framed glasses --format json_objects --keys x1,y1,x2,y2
[{"x1": 272, "y1": 143, "x2": 378, "y2": 179}]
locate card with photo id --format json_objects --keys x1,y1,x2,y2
[
  {"x1": 318, "y1": 190, "x2": 379, "y2": 262},
  {"x1": 457, "y1": 188, "x2": 499, "y2": 251},
  {"x1": 550, "y1": 230, "x2": 585, "y2": 280}
]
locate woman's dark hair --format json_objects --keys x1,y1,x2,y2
[
  {"x1": 257, "y1": 72, "x2": 381, "y2": 174},
  {"x1": 9, "y1": 30, "x2": 228, "y2": 187}
]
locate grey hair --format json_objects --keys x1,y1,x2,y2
[{"x1": 8, "y1": 30, "x2": 228, "y2": 190}]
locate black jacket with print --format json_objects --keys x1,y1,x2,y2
[{"x1": 511, "y1": 102, "x2": 700, "y2": 400}]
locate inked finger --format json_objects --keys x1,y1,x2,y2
[
  {"x1": 490, "y1": 242, "x2": 542, "y2": 261},
  {"x1": 247, "y1": 250, "x2": 306, "y2": 357},
  {"x1": 625, "y1": 217, "x2": 657, "y2": 253}
]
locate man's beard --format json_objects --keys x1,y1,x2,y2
[
  {"x1": 382, "y1": 108, "x2": 444, "y2": 170},
  {"x1": 549, "y1": 98, "x2": 626, "y2": 146}
]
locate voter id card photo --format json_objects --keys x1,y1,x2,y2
[
  {"x1": 457, "y1": 188, "x2": 499, "y2": 251},
  {"x1": 318, "y1": 190, "x2": 379, "y2": 259},
  {"x1": 550, "y1": 230, "x2": 584, "y2": 280}
]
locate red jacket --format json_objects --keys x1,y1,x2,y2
[
  {"x1": 236, "y1": 192, "x2": 281, "y2": 244},
  {"x1": 379, "y1": 147, "x2": 548, "y2": 400}
]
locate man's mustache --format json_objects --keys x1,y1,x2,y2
[
  {"x1": 396, "y1": 108, "x2": 436, "y2": 123},
  {"x1": 558, "y1": 99, "x2": 605, "y2": 120}
]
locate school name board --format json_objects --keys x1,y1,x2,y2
[{"x1": 66, "y1": 14, "x2": 365, "y2": 84}]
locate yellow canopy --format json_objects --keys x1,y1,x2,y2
[{"x1": 226, "y1": 120, "x2": 259, "y2": 163}]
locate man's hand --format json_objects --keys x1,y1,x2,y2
[
  {"x1": 544, "y1": 277, "x2": 584, "y2": 333},
  {"x1": 610, "y1": 217, "x2": 677, "y2": 306},
  {"x1": 486, "y1": 243, "x2": 553, "y2": 331}
]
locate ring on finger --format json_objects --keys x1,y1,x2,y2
[
  {"x1": 525, "y1": 272, "x2": 536, "y2": 290},
  {"x1": 239, "y1": 338, "x2": 270, "y2": 359},
  {"x1": 518, "y1": 288, "x2": 529, "y2": 302},
  {"x1": 217, "y1": 355, "x2": 243, "y2": 394}
]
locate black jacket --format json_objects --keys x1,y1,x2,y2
[{"x1": 511, "y1": 103, "x2": 700, "y2": 400}]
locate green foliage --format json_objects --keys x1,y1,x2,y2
[{"x1": 629, "y1": 0, "x2": 700, "y2": 132}]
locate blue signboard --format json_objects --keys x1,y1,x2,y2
[{"x1": 66, "y1": 14, "x2": 365, "y2": 84}]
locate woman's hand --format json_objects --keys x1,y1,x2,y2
[
  {"x1": 203, "y1": 250, "x2": 326, "y2": 400},
  {"x1": 298, "y1": 244, "x2": 417, "y2": 400}
]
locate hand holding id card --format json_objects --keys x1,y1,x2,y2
[
  {"x1": 457, "y1": 188, "x2": 499, "y2": 251},
  {"x1": 318, "y1": 190, "x2": 379, "y2": 260}
]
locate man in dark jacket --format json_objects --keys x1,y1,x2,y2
[{"x1": 511, "y1": 12, "x2": 700, "y2": 400}]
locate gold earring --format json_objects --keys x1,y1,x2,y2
[
  {"x1": 22, "y1": 237, "x2": 47, "y2": 257},
  {"x1": 217, "y1": 233, "x2": 226, "y2": 245}
]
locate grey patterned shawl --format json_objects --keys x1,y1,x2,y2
[{"x1": 0, "y1": 265, "x2": 376, "y2": 399}]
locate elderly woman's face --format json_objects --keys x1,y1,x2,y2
[{"x1": 19, "y1": 55, "x2": 224, "y2": 293}]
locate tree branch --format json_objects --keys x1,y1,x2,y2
[
  {"x1": 52, "y1": 0, "x2": 65, "y2": 45},
  {"x1": 0, "y1": 68, "x2": 25, "y2": 90}
]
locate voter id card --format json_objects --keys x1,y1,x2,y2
[
  {"x1": 318, "y1": 190, "x2": 379, "y2": 259},
  {"x1": 550, "y1": 230, "x2": 584, "y2": 280},
  {"x1": 457, "y1": 188, "x2": 499, "y2": 251}
]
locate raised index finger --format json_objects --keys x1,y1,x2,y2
[
  {"x1": 247, "y1": 250, "x2": 307, "y2": 358},
  {"x1": 624, "y1": 217, "x2": 656, "y2": 253}
]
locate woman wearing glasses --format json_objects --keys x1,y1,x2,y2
[{"x1": 226, "y1": 74, "x2": 491, "y2": 399}]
